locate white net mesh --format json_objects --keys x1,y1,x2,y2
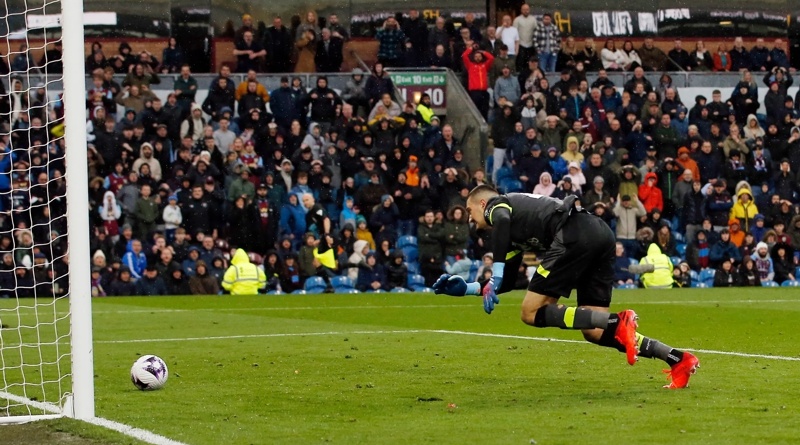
[{"x1": 0, "y1": 0, "x2": 73, "y2": 418}]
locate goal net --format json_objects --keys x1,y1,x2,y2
[{"x1": 0, "y1": 0, "x2": 93, "y2": 422}]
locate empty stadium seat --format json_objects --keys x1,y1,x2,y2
[
  {"x1": 690, "y1": 282, "x2": 708, "y2": 288},
  {"x1": 390, "y1": 287, "x2": 410, "y2": 293},
  {"x1": 795, "y1": 267, "x2": 800, "y2": 279},
  {"x1": 617, "y1": 283, "x2": 637, "y2": 289},
  {"x1": 337, "y1": 289, "x2": 360, "y2": 294},
  {"x1": 689, "y1": 270, "x2": 699, "y2": 281},
  {"x1": 495, "y1": 166, "x2": 514, "y2": 182},
  {"x1": 781, "y1": 280, "x2": 800, "y2": 287},
  {"x1": 266, "y1": 290, "x2": 284, "y2": 295},
  {"x1": 401, "y1": 246, "x2": 419, "y2": 263},
  {"x1": 331, "y1": 275, "x2": 354, "y2": 290},
  {"x1": 670, "y1": 256, "x2": 681, "y2": 266},
  {"x1": 672, "y1": 232, "x2": 685, "y2": 243},
  {"x1": 397, "y1": 236, "x2": 418, "y2": 249},
  {"x1": 761, "y1": 281, "x2": 779, "y2": 287},
  {"x1": 498, "y1": 178, "x2": 524, "y2": 194},
  {"x1": 675, "y1": 243, "x2": 687, "y2": 257},
  {"x1": 407, "y1": 274, "x2": 425, "y2": 289},
  {"x1": 629, "y1": 258, "x2": 639, "y2": 265},
  {"x1": 303, "y1": 276, "x2": 327, "y2": 293},
  {"x1": 415, "y1": 287, "x2": 435, "y2": 293},
  {"x1": 699, "y1": 268, "x2": 715, "y2": 285},
  {"x1": 291, "y1": 289, "x2": 308, "y2": 294},
  {"x1": 406, "y1": 262, "x2": 419, "y2": 275}
]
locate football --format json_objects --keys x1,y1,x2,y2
[{"x1": 130, "y1": 355, "x2": 169, "y2": 391}]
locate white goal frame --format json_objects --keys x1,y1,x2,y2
[{"x1": 0, "y1": 0, "x2": 94, "y2": 423}]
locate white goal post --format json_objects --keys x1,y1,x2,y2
[{"x1": 0, "y1": 0, "x2": 94, "y2": 423}]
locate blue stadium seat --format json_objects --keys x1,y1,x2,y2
[
  {"x1": 415, "y1": 287, "x2": 435, "y2": 293},
  {"x1": 406, "y1": 262, "x2": 419, "y2": 275},
  {"x1": 266, "y1": 290, "x2": 284, "y2": 295},
  {"x1": 670, "y1": 256, "x2": 681, "y2": 266},
  {"x1": 795, "y1": 267, "x2": 800, "y2": 279},
  {"x1": 485, "y1": 156, "x2": 494, "y2": 175},
  {"x1": 689, "y1": 270, "x2": 699, "y2": 281},
  {"x1": 402, "y1": 246, "x2": 419, "y2": 263},
  {"x1": 699, "y1": 268, "x2": 715, "y2": 285},
  {"x1": 495, "y1": 166, "x2": 514, "y2": 183},
  {"x1": 672, "y1": 232, "x2": 685, "y2": 243},
  {"x1": 397, "y1": 236, "x2": 418, "y2": 249},
  {"x1": 690, "y1": 282, "x2": 708, "y2": 288},
  {"x1": 675, "y1": 243, "x2": 687, "y2": 257},
  {"x1": 366, "y1": 289, "x2": 387, "y2": 293},
  {"x1": 498, "y1": 178, "x2": 524, "y2": 194},
  {"x1": 617, "y1": 283, "x2": 637, "y2": 289},
  {"x1": 390, "y1": 287, "x2": 410, "y2": 293},
  {"x1": 337, "y1": 289, "x2": 360, "y2": 294},
  {"x1": 781, "y1": 280, "x2": 800, "y2": 287},
  {"x1": 629, "y1": 258, "x2": 639, "y2": 265},
  {"x1": 407, "y1": 274, "x2": 425, "y2": 289},
  {"x1": 291, "y1": 289, "x2": 307, "y2": 294},
  {"x1": 303, "y1": 276, "x2": 327, "y2": 293},
  {"x1": 761, "y1": 281, "x2": 779, "y2": 287},
  {"x1": 331, "y1": 275, "x2": 354, "y2": 290}
]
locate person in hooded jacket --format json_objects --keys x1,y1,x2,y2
[
  {"x1": 638, "y1": 172, "x2": 663, "y2": 213},
  {"x1": 738, "y1": 256, "x2": 762, "y2": 287},
  {"x1": 107, "y1": 266, "x2": 137, "y2": 296},
  {"x1": 356, "y1": 252, "x2": 387, "y2": 292},
  {"x1": 385, "y1": 250, "x2": 408, "y2": 290},
  {"x1": 189, "y1": 260, "x2": 220, "y2": 295},
  {"x1": 222, "y1": 248, "x2": 267, "y2": 295},
  {"x1": 166, "y1": 265, "x2": 191, "y2": 295},
  {"x1": 280, "y1": 193, "x2": 306, "y2": 249},
  {"x1": 639, "y1": 243, "x2": 674, "y2": 289}
]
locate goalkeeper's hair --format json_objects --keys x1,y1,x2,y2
[{"x1": 467, "y1": 184, "x2": 500, "y2": 202}]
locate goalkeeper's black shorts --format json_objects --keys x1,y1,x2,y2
[{"x1": 526, "y1": 212, "x2": 616, "y2": 308}]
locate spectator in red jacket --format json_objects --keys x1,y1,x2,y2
[
  {"x1": 638, "y1": 172, "x2": 664, "y2": 213},
  {"x1": 462, "y1": 46, "x2": 494, "y2": 119}
]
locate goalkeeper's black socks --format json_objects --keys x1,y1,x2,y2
[
  {"x1": 637, "y1": 334, "x2": 684, "y2": 367},
  {"x1": 533, "y1": 304, "x2": 613, "y2": 330}
]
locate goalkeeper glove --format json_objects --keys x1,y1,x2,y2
[
  {"x1": 432, "y1": 274, "x2": 468, "y2": 296},
  {"x1": 482, "y1": 279, "x2": 500, "y2": 314},
  {"x1": 491, "y1": 262, "x2": 505, "y2": 291}
]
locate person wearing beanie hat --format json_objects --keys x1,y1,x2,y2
[
  {"x1": 162, "y1": 193, "x2": 183, "y2": 244},
  {"x1": 355, "y1": 214, "x2": 376, "y2": 250},
  {"x1": 750, "y1": 241, "x2": 774, "y2": 282}
]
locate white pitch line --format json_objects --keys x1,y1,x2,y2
[
  {"x1": 93, "y1": 330, "x2": 424, "y2": 344},
  {"x1": 5, "y1": 299, "x2": 800, "y2": 318},
  {"x1": 0, "y1": 390, "x2": 190, "y2": 445},
  {"x1": 85, "y1": 417, "x2": 189, "y2": 445},
  {"x1": 95, "y1": 329, "x2": 800, "y2": 362},
  {"x1": 431, "y1": 329, "x2": 800, "y2": 362}
]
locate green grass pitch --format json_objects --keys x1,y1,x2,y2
[{"x1": 2, "y1": 288, "x2": 800, "y2": 444}]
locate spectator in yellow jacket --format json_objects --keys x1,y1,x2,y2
[
  {"x1": 730, "y1": 187, "x2": 758, "y2": 233},
  {"x1": 640, "y1": 243, "x2": 674, "y2": 289},
  {"x1": 222, "y1": 249, "x2": 266, "y2": 295}
]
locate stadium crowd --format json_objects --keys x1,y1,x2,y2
[{"x1": 0, "y1": 6, "x2": 799, "y2": 297}]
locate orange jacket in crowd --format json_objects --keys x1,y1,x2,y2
[
  {"x1": 638, "y1": 172, "x2": 664, "y2": 213},
  {"x1": 461, "y1": 47, "x2": 494, "y2": 91}
]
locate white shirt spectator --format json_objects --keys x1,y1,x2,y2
[{"x1": 496, "y1": 26, "x2": 520, "y2": 56}]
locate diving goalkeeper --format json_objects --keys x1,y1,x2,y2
[{"x1": 433, "y1": 185, "x2": 699, "y2": 389}]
